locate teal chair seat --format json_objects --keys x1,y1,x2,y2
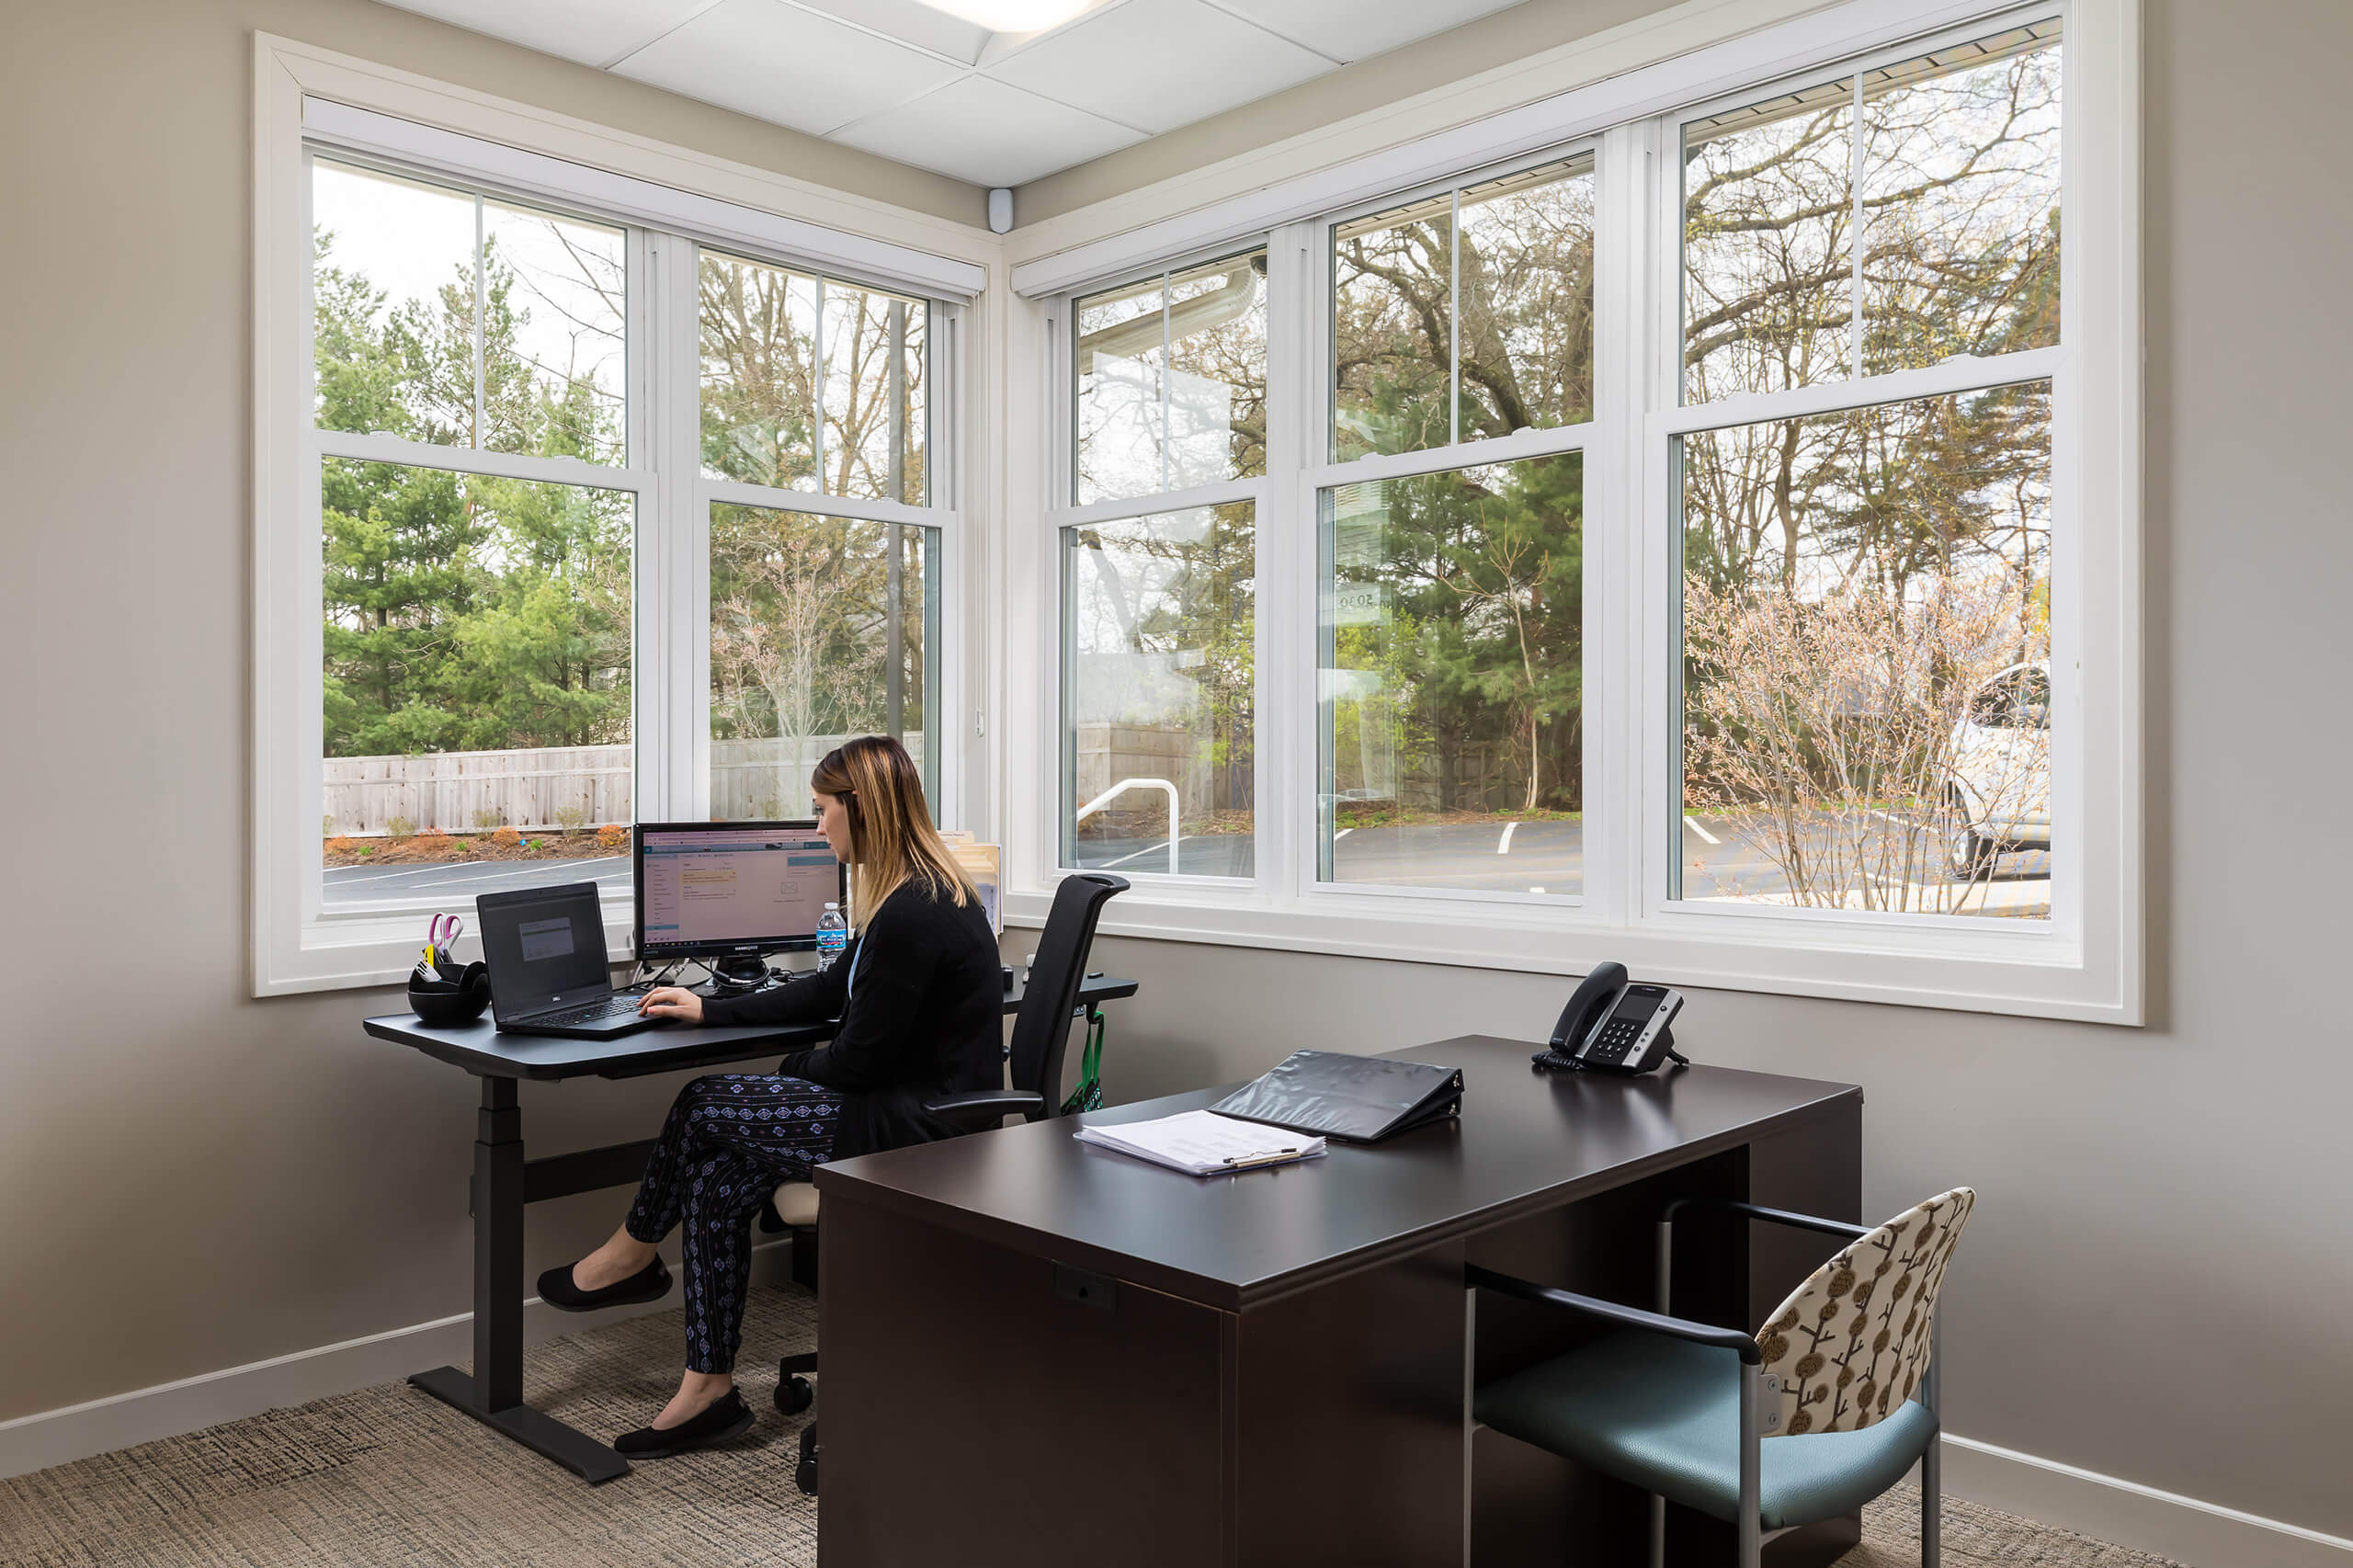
[{"x1": 1474, "y1": 1329, "x2": 1939, "y2": 1531}]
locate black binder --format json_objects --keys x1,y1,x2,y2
[{"x1": 1210, "y1": 1051, "x2": 1463, "y2": 1143}]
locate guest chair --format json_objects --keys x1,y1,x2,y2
[
  {"x1": 770, "y1": 871, "x2": 1130, "y2": 1491},
  {"x1": 1468, "y1": 1187, "x2": 1974, "y2": 1568}
]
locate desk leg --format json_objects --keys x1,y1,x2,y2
[{"x1": 408, "y1": 1075, "x2": 631, "y2": 1484}]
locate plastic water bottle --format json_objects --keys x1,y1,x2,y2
[{"x1": 814, "y1": 903, "x2": 847, "y2": 970}]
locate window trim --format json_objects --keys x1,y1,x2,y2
[
  {"x1": 1003, "y1": 0, "x2": 2142, "y2": 1025},
  {"x1": 254, "y1": 34, "x2": 991, "y2": 995}
]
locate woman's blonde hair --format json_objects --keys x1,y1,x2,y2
[{"x1": 812, "y1": 735, "x2": 976, "y2": 922}]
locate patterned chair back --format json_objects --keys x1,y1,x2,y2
[{"x1": 1754, "y1": 1187, "x2": 1975, "y2": 1436}]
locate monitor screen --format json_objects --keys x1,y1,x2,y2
[{"x1": 633, "y1": 822, "x2": 843, "y2": 957}]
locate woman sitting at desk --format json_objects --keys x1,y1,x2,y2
[{"x1": 540, "y1": 733, "x2": 1001, "y2": 1458}]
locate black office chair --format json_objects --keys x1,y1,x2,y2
[{"x1": 776, "y1": 871, "x2": 1129, "y2": 1493}]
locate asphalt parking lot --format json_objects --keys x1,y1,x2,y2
[
  {"x1": 324, "y1": 813, "x2": 2050, "y2": 916},
  {"x1": 1068, "y1": 812, "x2": 2052, "y2": 913}
]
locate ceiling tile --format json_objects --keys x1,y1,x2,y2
[
  {"x1": 986, "y1": 0, "x2": 1330, "y2": 135},
  {"x1": 790, "y1": 0, "x2": 993, "y2": 66},
  {"x1": 830, "y1": 74, "x2": 1147, "y2": 186},
  {"x1": 1207, "y1": 0, "x2": 1522, "y2": 64},
  {"x1": 372, "y1": 0, "x2": 721, "y2": 68},
  {"x1": 612, "y1": 0, "x2": 967, "y2": 136}
]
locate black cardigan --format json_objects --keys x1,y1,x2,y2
[{"x1": 699, "y1": 878, "x2": 1000, "y2": 1163}]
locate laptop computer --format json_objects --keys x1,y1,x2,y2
[{"x1": 477, "y1": 881, "x2": 660, "y2": 1039}]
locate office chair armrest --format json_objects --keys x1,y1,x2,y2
[
  {"x1": 1662, "y1": 1196, "x2": 1872, "y2": 1243},
  {"x1": 1464, "y1": 1264, "x2": 1761, "y2": 1364},
  {"x1": 922, "y1": 1089, "x2": 1046, "y2": 1131}
]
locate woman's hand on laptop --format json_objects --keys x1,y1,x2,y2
[{"x1": 638, "y1": 986, "x2": 704, "y2": 1024}]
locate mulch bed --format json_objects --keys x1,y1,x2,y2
[{"x1": 322, "y1": 830, "x2": 625, "y2": 868}]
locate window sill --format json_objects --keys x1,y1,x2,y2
[
  {"x1": 1001, "y1": 883, "x2": 2137, "y2": 1025},
  {"x1": 254, "y1": 900, "x2": 636, "y2": 997}
]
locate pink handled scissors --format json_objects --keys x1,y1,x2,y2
[{"x1": 429, "y1": 913, "x2": 464, "y2": 960}]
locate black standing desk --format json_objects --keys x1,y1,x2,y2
[
  {"x1": 813, "y1": 1036, "x2": 1861, "y2": 1568},
  {"x1": 362, "y1": 973, "x2": 1139, "y2": 1484}
]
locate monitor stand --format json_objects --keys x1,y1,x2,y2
[{"x1": 706, "y1": 953, "x2": 773, "y2": 993}]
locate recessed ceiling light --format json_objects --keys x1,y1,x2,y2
[{"x1": 915, "y1": 0, "x2": 1096, "y2": 33}]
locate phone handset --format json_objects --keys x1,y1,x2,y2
[{"x1": 1532, "y1": 960, "x2": 1690, "y2": 1075}]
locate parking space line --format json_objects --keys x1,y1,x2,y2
[
  {"x1": 1496, "y1": 822, "x2": 1518, "y2": 854},
  {"x1": 1334, "y1": 828, "x2": 1351, "y2": 840},
  {"x1": 1682, "y1": 816, "x2": 1719, "y2": 845}
]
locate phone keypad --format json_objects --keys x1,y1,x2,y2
[{"x1": 1586, "y1": 1018, "x2": 1644, "y2": 1064}]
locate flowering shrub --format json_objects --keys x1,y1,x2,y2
[
  {"x1": 415, "y1": 828, "x2": 451, "y2": 853},
  {"x1": 597, "y1": 823, "x2": 630, "y2": 852},
  {"x1": 492, "y1": 825, "x2": 522, "y2": 848}
]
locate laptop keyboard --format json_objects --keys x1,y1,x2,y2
[{"x1": 533, "y1": 995, "x2": 645, "y2": 1028}]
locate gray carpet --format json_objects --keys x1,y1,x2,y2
[{"x1": 1, "y1": 1285, "x2": 2184, "y2": 1566}]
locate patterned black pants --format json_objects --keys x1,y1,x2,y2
[{"x1": 624, "y1": 1073, "x2": 841, "y2": 1373}]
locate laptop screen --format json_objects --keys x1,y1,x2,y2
[{"x1": 481, "y1": 884, "x2": 610, "y2": 1019}]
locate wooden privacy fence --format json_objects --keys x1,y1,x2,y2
[{"x1": 324, "y1": 734, "x2": 927, "y2": 836}]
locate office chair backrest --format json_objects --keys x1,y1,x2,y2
[
  {"x1": 1006, "y1": 872, "x2": 1128, "y2": 1118},
  {"x1": 1754, "y1": 1187, "x2": 1975, "y2": 1436}
]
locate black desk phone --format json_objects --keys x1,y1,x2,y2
[{"x1": 1531, "y1": 960, "x2": 1689, "y2": 1074}]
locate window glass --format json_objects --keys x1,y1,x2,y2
[
  {"x1": 481, "y1": 199, "x2": 628, "y2": 466},
  {"x1": 1074, "y1": 251, "x2": 1267, "y2": 504},
  {"x1": 708, "y1": 506, "x2": 936, "y2": 816},
  {"x1": 1859, "y1": 24, "x2": 2063, "y2": 374},
  {"x1": 1455, "y1": 161, "x2": 1597, "y2": 440},
  {"x1": 1319, "y1": 453, "x2": 1584, "y2": 892},
  {"x1": 1683, "y1": 81, "x2": 1859, "y2": 402},
  {"x1": 1333, "y1": 190, "x2": 1455, "y2": 460},
  {"x1": 320, "y1": 457, "x2": 633, "y2": 900},
  {"x1": 820, "y1": 280, "x2": 929, "y2": 505},
  {"x1": 313, "y1": 160, "x2": 476, "y2": 444},
  {"x1": 1063, "y1": 506, "x2": 1256, "y2": 877},
  {"x1": 1677, "y1": 381, "x2": 2052, "y2": 915},
  {"x1": 700, "y1": 251, "x2": 821, "y2": 491},
  {"x1": 312, "y1": 160, "x2": 626, "y2": 464}
]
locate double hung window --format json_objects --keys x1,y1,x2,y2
[
  {"x1": 1035, "y1": 3, "x2": 2127, "y2": 1017},
  {"x1": 261, "y1": 62, "x2": 975, "y2": 992}
]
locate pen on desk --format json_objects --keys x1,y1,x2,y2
[{"x1": 1222, "y1": 1148, "x2": 1300, "y2": 1169}]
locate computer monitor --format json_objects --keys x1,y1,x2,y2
[{"x1": 632, "y1": 821, "x2": 846, "y2": 971}]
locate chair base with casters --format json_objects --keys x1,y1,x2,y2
[
  {"x1": 757, "y1": 872, "x2": 1132, "y2": 1498},
  {"x1": 1468, "y1": 1191, "x2": 1972, "y2": 1568}
]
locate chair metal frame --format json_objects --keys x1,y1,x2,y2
[{"x1": 1465, "y1": 1196, "x2": 1945, "y2": 1568}]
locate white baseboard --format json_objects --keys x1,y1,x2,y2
[
  {"x1": 0, "y1": 1239, "x2": 799, "y2": 1483},
  {"x1": 1943, "y1": 1432, "x2": 2353, "y2": 1568}
]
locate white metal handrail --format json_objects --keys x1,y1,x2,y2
[{"x1": 1075, "y1": 777, "x2": 1180, "y2": 873}]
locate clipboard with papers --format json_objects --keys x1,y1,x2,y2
[{"x1": 1073, "y1": 1109, "x2": 1328, "y2": 1176}]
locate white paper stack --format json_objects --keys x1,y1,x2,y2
[{"x1": 1073, "y1": 1109, "x2": 1328, "y2": 1176}]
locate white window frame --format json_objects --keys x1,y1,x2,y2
[
  {"x1": 253, "y1": 35, "x2": 990, "y2": 995},
  {"x1": 1002, "y1": 0, "x2": 2141, "y2": 1024}
]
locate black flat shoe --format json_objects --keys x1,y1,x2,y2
[
  {"x1": 537, "y1": 1256, "x2": 672, "y2": 1313},
  {"x1": 614, "y1": 1388, "x2": 756, "y2": 1458}
]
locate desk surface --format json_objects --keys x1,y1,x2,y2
[
  {"x1": 816, "y1": 1036, "x2": 1859, "y2": 1310},
  {"x1": 363, "y1": 973, "x2": 1140, "y2": 1080}
]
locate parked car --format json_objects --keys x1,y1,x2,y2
[{"x1": 1939, "y1": 661, "x2": 2051, "y2": 875}]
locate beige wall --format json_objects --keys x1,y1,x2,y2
[{"x1": 5, "y1": 0, "x2": 2351, "y2": 1551}]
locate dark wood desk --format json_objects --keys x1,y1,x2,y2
[
  {"x1": 813, "y1": 1036, "x2": 1860, "y2": 1567},
  {"x1": 361, "y1": 973, "x2": 1139, "y2": 1484}
]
